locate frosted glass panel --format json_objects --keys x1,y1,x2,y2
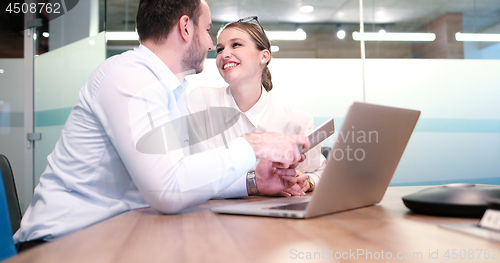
[
  {"x1": 187, "y1": 58, "x2": 500, "y2": 186},
  {"x1": 364, "y1": 59, "x2": 500, "y2": 185},
  {"x1": 34, "y1": 32, "x2": 106, "y2": 185},
  {"x1": 0, "y1": 59, "x2": 26, "y2": 209},
  {"x1": 364, "y1": 60, "x2": 500, "y2": 119}
]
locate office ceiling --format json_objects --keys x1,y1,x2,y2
[{"x1": 105, "y1": 0, "x2": 500, "y2": 33}]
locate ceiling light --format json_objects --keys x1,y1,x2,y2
[
  {"x1": 106, "y1": 32, "x2": 139, "y2": 41},
  {"x1": 42, "y1": 32, "x2": 50, "y2": 38},
  {"x1": 266, "y1": 29, "x2": 306, "y2": 41},
  {"x1": 270, "y1": 45, "x2": 280, "y2": 52},
  {"x1": 379, "y1": 25, "x2": 387, "y2": 34},
  {"x1": 105, "y1": 30, "x2": 308, "y2": 42},
  {"x1": 455, "y1": 32, "x2": 500, "y2": 42},
  {"x1": 352, "y1": 32, "x2": 436, "y2": 41},
  {"x1": 33, "y1": 33, "x2": 37, "y2": 40},
  {"x1": 299, "y1": 5, "x2": 314, "y2": 13},
  {"x1": 336, "y1": 30, "x2": 346, "y2": 40}
]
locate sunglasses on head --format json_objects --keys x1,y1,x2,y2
[{"x1": 218, "y1": 16, "x2": 270, "y2": 46}]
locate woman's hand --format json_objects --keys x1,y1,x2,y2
[{"x1": 278, "y1": 170, "x2": 310, "y2": 197}]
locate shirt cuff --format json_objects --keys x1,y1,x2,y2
[
  {"x1": 214, "y1": 173, "x2": 249, "y2": 198},
  {"x1": 227, "y1": 137, "x2": 256, "y2": 173}
]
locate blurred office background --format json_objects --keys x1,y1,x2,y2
[{"x1": 0, "y1": 0, "x2": 499, "y2": 212}]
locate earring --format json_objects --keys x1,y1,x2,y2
[{"x1": 261, "y1": 60, "x2": 265, "y2": 64}]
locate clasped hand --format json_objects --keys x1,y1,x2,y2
[
  {"x1": 245, "y1": 132, "x2": 311, "y2": 196},
  {"x1": 254, "y1": 158, "x2": 310, "y2": 197}
]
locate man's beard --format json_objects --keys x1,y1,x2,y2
[{"x1": 182, "y1": 30, "x2": 206, "y2": 74}]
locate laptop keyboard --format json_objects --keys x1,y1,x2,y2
[{"x1": 268, "y1": 202, "x2": 309, "y2": 211}]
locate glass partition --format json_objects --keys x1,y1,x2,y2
[
  {"x1": 105, "y1": 0, "x2": 140, "y2": 57},
  {"x1": 364, "y1": 59, "x2": 500, "y2": 185},
  {"x1": 185, "y1": 0, "x2": 500, "y2": 186},
  {"x1": 33, "y1": 32, "x2": 106, "y2": 185},
  {"x1": 27, "y1": 0, "x2": 500, "y2": 190},
  {"x1": 28, "y1": 0, "x2": 106, "y2": 187},
  {"x1": 187, "y1": 56, "x2": 500, "y2": 187},
  {"x1": 0, "y1": 59, "x2": 26, "y2": 209},
  {"x1": 102, "y1": 0, "x2": 500, "y2": 59}
]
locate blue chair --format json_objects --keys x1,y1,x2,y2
[
  {"x1": 0, "y1": 170, "x2": 17, "y2": 261},
  {"x1": 0, "y1": 154, "x2": 22, "y2": 235}
]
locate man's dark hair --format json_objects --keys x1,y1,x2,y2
[{"x1": 136, "y1": 0, "x2": 202, "y2": 44}]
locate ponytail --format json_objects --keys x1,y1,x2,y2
[{"x1": 262, "y1": 65, "x2": 273, "y2": 92}]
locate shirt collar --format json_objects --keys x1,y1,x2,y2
[
  {"x1": 226, "y1": 86, "x2": 270, "y2": 127},
  {"x1": 135, "y1": 44, "x2": 187, "y2": 95}
]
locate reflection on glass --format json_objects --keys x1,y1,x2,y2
[{"x1": 103, "y1": 0, "x2": 500, "y2": 59}]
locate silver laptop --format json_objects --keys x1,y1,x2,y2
[{"x1": 211, "y1": 102, "x2": 421, "y2": 218}]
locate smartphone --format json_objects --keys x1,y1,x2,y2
[{"x1": 299, "y1": 118, "x2": 335, "y2": 153}]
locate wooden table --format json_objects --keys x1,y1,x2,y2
[{"x1": 7, "y1": 186, "x2": 500, "y2": 263}]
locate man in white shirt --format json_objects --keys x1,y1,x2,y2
[{"x1": 14, "y1": 0, "x2": 310, "y2": 249}]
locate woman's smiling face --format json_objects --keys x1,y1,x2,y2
[{"x1": 216, "y1": 27, "x2": 267, "y2": 86}]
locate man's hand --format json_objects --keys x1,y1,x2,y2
[
  {"x1": 243, "y1": 133, "x2": 310, "y2": 168},
  {"x1": 250, "y1": 159, "x2": 298, "y2": 196}
]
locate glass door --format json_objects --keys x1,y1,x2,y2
[
  {"x1": 33, "y1": 33, "x2": 106, "y2": 184},
  {"x1": 32, "y1": 0, "x2": 106, "y2": 185}
]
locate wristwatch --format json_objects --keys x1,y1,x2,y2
[
  {"x1": 246, "y1": 170, "x2": 259, "y2": 196},
  {"x1": 307, "y1": 175, "x2": 315, "y2": 191}
]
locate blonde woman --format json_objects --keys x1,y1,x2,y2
[{"x1": 189, "y1": 17, "x2": 325, "y2": 197}]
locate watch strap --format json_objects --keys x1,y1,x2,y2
[
  {"x1": 307, "y1": 175, "x2": 315, "y2": 191},
  {"x1": 246, "y1": 170, "x2": 259, "y2": 195}
]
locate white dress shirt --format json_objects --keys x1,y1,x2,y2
[
  {"x1": 14, "y1": 45, "x2": 256, "y2": 243},
  {"x1": 188, "y1": 86, "x2": 325, "y2": 197}
]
